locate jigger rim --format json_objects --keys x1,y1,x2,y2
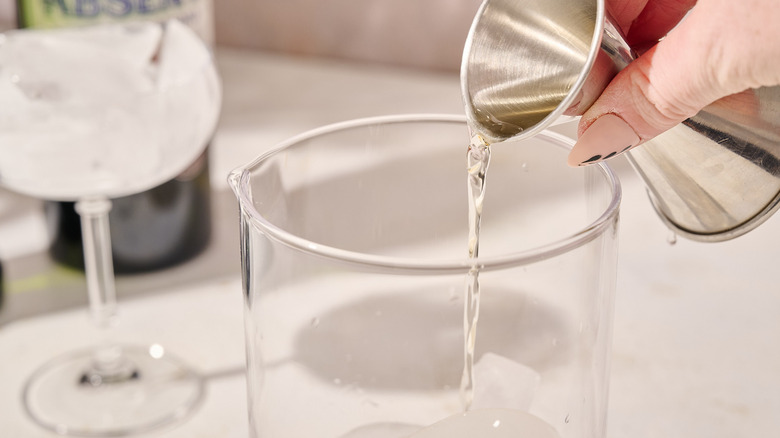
[
  {"x1": 229, "y1": 114, "x2": 621, "y2": 275},
  {"x1": 461, "y1": 0, "x2": 607, "y2": 143}
]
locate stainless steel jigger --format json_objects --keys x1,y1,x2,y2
[{"x1": 462, "y1": 0, "x2": 780, "y2": 241}]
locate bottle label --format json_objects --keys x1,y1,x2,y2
[{"x1": 17, "y1": 0, "x2": 214, "y2": 43}]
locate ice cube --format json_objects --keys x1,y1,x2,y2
[
  {"x1": 0, "y1": 24, "x2": 159, "y2": 103},
  {"x1": 155, "y1": 19, "x2": 213, "y2": 90},
  {"x1": 153, "y1": 19, "x2": 221, "y2": 175},
  {"x1": 0, "y1": 64, "x2": 30, "y2": 109},
  {"x1": 471, "y1": 352, "x2": 541, "y2": 411},
  {"x1": 408, "y1": 409, "x2": 560, "y2": 438},
  {"x1": 0, "y1": 24, "x2": 171, "y2": 198},
  {"x1": 0, "y1": 21, "x2": 219, "y2": 199},
  {"x1": 32, "y1": 22, "x2": 162, "y2": 71}
]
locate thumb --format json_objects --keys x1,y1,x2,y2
[{"x1": 567, "y1": 2, "x2": 745, "y2": 167}]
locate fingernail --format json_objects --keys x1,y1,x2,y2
[{"x1": 567, "y1": 114, "x2": 640, "y2": 167}]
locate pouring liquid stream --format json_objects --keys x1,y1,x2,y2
[
  {"x1": 406, "y1": 130, "x2": 562, "y2": 438},
  {"x1": 460, "y1": 132, "x2": 492, "y2": 410},
  {"x1": 458, "y1": 115, "x2": 575, "y2": 410}
]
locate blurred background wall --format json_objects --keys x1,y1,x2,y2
[
  {"x1": 213, "y1": 0, "x2": 482, "y2": 72},
  {"x1": 0, "y1": 1, "x2": 482, "y2": 70}
]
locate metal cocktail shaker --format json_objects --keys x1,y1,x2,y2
[{"x1": 462, "y1": 0, "x2": 780, "y2": 241}]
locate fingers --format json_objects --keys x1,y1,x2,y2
[
  {"x1": 604, "y1": 0, "x2": 695, "y2": 47},
  {"x1": 566, "y1": 114, "x2": 639, "y2": 167},
  {"x1": 603, "y1": 0, "x2": 650, "y2": 34},
  {"x1": 624, "y1": 0, "x2": 696, "y2": 47},
  {"x1": 569, "y1": 2, "x2": 725, "y2": 166},
  {"x1": 568, "y1": 41, "x2": 708, "y2": 166},
  {"x1": 569, "y1": 0, "x2": 780, "y2": 167}
]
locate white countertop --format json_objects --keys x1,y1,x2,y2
[{"x1": 1, "y1": 47, "x2": 779, "y2": 437}]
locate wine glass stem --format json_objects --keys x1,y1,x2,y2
[
  {"x1": 75, "y1": 197, "x2": 117, "y2": 330},
  {"x1": 75, "y1": 197, "x2": 131, "y2": 381}
]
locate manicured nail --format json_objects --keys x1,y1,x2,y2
[{"x1": 567, "y1": 114, "x2": 640, "y2": 167}]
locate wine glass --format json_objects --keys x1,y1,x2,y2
[{"x1": 0, "y1": 20, "x2": 221, "y2": 436}]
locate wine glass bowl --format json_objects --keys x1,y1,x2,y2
[
  {"x1": 0, "y1": 20, "x2": 221, "y2": 436},
  {"x1": 0, "y1": 20, "x2": 221, "y2": 200}
]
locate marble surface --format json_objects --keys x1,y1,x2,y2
[{"x1": 1, "y1": 47, "x2": 779, "y2": 437}]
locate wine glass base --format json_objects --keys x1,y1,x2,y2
[{"x1": 22, "y1": 345, "x2": 204, "y2": 437}]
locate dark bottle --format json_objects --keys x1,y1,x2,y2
[
  {"x1": 16, "y1": 0, "x2": 216, "y2": 274},
  {"x1": 46, "y1": 154, "x2": 212, "y2": 273}
]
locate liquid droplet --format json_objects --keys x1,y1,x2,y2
[
  {"x1": 667, "y1": 232, "x2": 677, "y2": 246},
  {"x1": 310, "y1": 317, "x2": 320, "y2": 327}
]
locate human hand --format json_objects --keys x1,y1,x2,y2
[{"x1": 567, "y1": 0, "x2": 780, "y2": 166}]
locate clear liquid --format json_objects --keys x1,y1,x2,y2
[{"x1": 460, "y1": 133, "x2": 492, "y2": 410}]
